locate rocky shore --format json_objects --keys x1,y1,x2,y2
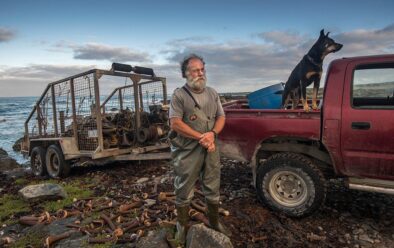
[{"x1": 0, "y1": 150, "x2": 393, "y2": 247}]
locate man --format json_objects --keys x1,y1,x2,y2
[{"x1": 169, "y1": 54, "x2": 231, "y2": 244}]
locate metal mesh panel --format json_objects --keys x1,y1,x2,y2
[
  {"x1": 139, "y1": 81, "x2": 164, "y2": 112},
  {"x1": 73, "y1": 73, "x2": 98, "y2": 151},
  {"x1": 53, "y1": 80, "x2": 73, "y2": 137},
  {"x1": 103, "y1": 85, "x2": 136, "y2": 113},
  {"x1": 27, "y1": 110, "x2": 39, "y2": 137},
  {"x1": 39, "y1": 91, "x2": 55, "y2": 137},
  {"x1": 121, "y1": 86, "x2": 136, "y2": 111}
]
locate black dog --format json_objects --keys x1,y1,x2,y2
[{"x1": 282, "y1": 29, "x2": 343, "y2": 111}]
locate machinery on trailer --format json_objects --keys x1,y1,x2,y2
[{"x1": 21, "y1": 63, "x2": 171, "y2": 178}]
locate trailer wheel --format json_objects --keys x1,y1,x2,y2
[
  {"x1": 256, "y1": 152, "x2": 326, "y2": 217},
  {"x1": 45, "y1": 145, "x2": 71, "y2": 178},
  {"x1": 31, "y1": 146, "x2": 47, "y2": 176}
]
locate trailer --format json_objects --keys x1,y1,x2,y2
[{"x1": 21, "y1": 63, "x2": 171, "y2": 178}]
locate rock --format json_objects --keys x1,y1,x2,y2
[
  {"x1": 18, "y1": 183, "x2": 67, "y2": 202},
  {"x1": 12, "y1": 137, "x2": 24, "y2": 152},
  {"x1": 144, "y1": 199, "x2": 157, "y2": 207},
  {"x1": 307, "y1": 232, "x2": 326, "y2": 241},
  {"x1": 54, "y1": 235, "x2": 89, "y2": 248},
  {"x1": 358, "y1": 233, "x2": 374, "y2": 243},
  {"x1": 136, "y1": 229, "x2": 169, "y2": 248},
  {"x1": 186, "y1": 223, "x2": 233, "y2": 248},
  {"x1": 0, "y1": 148, "x2": 20, "y2": 172},
  {"x1": 136, "y1": 177, "x2": 149, "y2": 184},
  {"x1": 353, "y1": 228, "x2": 364, "y2": 235},
  {"x1": 3, "y1": 167, "x2": 30, "y2": 179}
]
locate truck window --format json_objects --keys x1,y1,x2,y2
[{"x1": 352, "y1": 63, "x2": 394, "y2": 109}]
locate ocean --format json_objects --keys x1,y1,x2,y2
[{"x1": 0, "y1": 96, "x2": 36, "y2": 164}]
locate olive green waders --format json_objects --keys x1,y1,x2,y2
[{"x1": 169, "y1": 88, "x2": 230, "y2": 242}]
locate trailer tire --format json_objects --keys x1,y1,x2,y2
[
  {"x1": 256, "y1": 152, "x2": 326, "y2": 217},
  {"x1": 45, "y1": 145, "x2": 71, "y2": 178},
  {"x1": 31, "y1": 146, "x2": 47, "y2": 176}
]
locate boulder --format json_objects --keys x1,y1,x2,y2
[
  {"x1": 12, "y1": 137, "x2": 24, "y2": 152},
  {"x1": 18, "y1": 183, "x2": 67, "y2": 202},
  {"x1": 0, "y1": 148, "x2": 20, "y2": 172},
  {"x1": 186, "y1": 224, "x2": 233, "y2": 248},
  {"x1": 136, "y1": 229, "x2": 169, "y2": 248}
]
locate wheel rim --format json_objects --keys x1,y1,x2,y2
[
  {"x1": 48, "y1": 150, "x2": 60, "y2": 176},
  {"x1": 268, "y1": 170, "x2": 308, "y2": 207},
  {"x1": 32, "y1": 153, "x2": 43, "y2": 175}
]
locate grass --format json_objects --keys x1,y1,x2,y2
[
  {"x1": 14, "y1": 178, "x2": 28, "y2": 185},
  {"x1": 0, "y1": 194, "x2": 30, "y2": 225},
  {"x1": 9, "y1": 227, "x2": 47, "y2": 248},
  {"x1": 0, "y1": 177, "x2": 93, "y2": 225},
  {"x1": 39, "y1": 180, "x2": 93, "y2": 212}
]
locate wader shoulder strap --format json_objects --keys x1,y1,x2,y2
[{"x1": 182, "y1": 86, "x2": 201, "y2": 109}]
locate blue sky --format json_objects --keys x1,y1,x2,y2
[{"x1": 1, "y1": 0, "x2": 394, "y2": 96}]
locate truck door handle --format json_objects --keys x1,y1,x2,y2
[{"x1": 351, "y1": 122, "x2": 370, "y2": 130}]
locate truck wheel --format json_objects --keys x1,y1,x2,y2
[
  {"x1": 45, "y1": 145, "x2": 71, "y2": 178},
  {"x1": 256, "y1": 152, "x2": 326, "y2": 217},
  {"x1": 31, "y1": 146, "x2": 47, "y2": 176}
]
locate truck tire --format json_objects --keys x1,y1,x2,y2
[
  {"x1": 45, "y1": 144, "x2": 71, "y2": 178},
  {"x1": 256, "y1": 152, "x2": 326, "y2": 217},
  {"x1": 31, "y1": 146, "x2": 47, "y2": 176}
]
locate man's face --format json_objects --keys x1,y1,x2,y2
[{"x1": 185, "y1": 58, "x2": 206, "y2": 91}]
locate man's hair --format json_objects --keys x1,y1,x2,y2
[{"x1": 180, "y1": 53, "x2": 205, "y2": 78}]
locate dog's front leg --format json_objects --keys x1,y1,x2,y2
[
  {"x1": 300, "y1": 80, "x2": 310, "y2": 112},
  {"x1": 312, "y1": 75, "x2": 321, "y2": 110}
]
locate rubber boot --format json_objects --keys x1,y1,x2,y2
[
  {"x1": 206, "y1": 202, "x2": 232, "y2": 237},
  {"x1": 175, "y1": 205, "x2": 189, "y2": 245}
]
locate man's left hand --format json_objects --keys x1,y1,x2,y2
[{"x1": 199, "y1": 131, "x2": 215, "y2": 148}]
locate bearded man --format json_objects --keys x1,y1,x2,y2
[{"x1": 168, "y1": 54, "x2": 231, "y2": 244}]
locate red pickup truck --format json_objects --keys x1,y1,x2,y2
[{"x1": 219, "y1": 54, "x2": 394, "y2": 217}]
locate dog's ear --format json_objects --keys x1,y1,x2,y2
[
  {"x1": 320, "y1": 29, "x2": 325, "y2": 37},
  {"x1": 326, "y1": 31, "x2": 330, "y2": 37}
]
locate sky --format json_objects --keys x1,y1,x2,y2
[{"x1": 0, "y1": 0, "x2": 394, "y2": 97}]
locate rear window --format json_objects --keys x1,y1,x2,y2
[{"x1": 352, "y1": 63, "x2": 394, "y2": 109}]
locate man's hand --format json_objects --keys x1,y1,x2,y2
[
  {"x1": 199, "y1": 131, "x2": 215, "y2": 148},
  {"x1": 207, "y1": 142, "x2": 216, "y2": 153}
]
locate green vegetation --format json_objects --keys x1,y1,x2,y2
[
  {"x1": 9, "y1": 227, "x2": 46, "y2": 248},
  {"x1": 40, "y1": 181, "x2": 93, "y2": 212},
  {"x1": 14, "y1": 178, "x2": 28, "y2": 185},
  {"x1": 0, "y1": 194, "x2": 30, "y2": 225}
]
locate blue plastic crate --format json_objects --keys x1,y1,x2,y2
[{"x1": 247, "y1": 83, "x2": 285, "y2": 109}]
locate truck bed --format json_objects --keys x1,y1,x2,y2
[{"x1": 219, "y1": 99, "x2": 321, "y2": 162}]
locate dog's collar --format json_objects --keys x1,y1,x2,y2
[{"x1": 306, "y1": 55, "x2": 322, "y2": 67}]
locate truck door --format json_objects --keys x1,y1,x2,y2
[{"x1": 341, "y1": 60, "x2": 394, "y2": 180}]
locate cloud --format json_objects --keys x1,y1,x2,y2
[
  {"x1": 0, "y1": 27, "x2": 16, "y2": 42},
  {"x1": 0, "y1": 64, "x2": 94, "y2": 97},
  {"x1": 73, "y1": 43, "x2": 151, "y2": 63},
  {"x1": 3, "y1": 24, "x2": 394, "y2": 97},
  {"x1": 333, "y1": 24, "x2": 394, "y2": 55},
  {"x1": 163, "y1": 24, "x2": 394, "y2": 93}
]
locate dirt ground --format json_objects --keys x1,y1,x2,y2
[{"x1": 1, "y1": 158, "x2": 393, "y2": 248}]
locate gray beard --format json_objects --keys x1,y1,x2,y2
[{"x1": 187, "y1": 76, "x2": 207, "y2": 91}]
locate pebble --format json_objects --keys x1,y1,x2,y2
[
  {"x1": 136, "y1": 177, "x2": 149, "y2": 184},
  {"x1": 345, "y1": 233, "x2": 351, "y2": 240},
  {"x1": 353, "y1": 228, "x2": 364, "y2": 235},
  {"x1": 358, "y1": 234, "x2": 374, "y2": 243},
  {"x1": 144, "y1": 199, "x2": 156, "y2": 207},
  {"x1": 318, "y1": 226, "x2": 323, "y2": 231}
]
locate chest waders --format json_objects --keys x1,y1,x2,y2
[
  {"x1": 170, "y1": 87, "x2": 220, "y2": 207},
  {"x1": 169, "y1": 87, "x2": 232, "y2": 242}
]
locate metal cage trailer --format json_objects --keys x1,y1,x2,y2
[{"x1": 21, "y1": 63, "x2": 171, "y2": 178}]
